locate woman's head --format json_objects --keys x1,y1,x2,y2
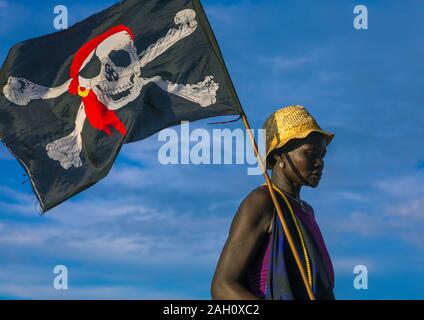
[
  {"x1": 269, "y1": 132, "x2": 327, "y2": 187},
  {"x1": 264, "y1": 105, "x2": 334, "y2": 188}
]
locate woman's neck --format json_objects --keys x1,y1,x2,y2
[{"x1": 271, "y1": 171, "x2": 301, "y2": 200}]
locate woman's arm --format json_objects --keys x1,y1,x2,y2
[{"x1": 211, "y1": 187, "x2": 274, "y2": 300}]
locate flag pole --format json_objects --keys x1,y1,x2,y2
[
  {"x1": 240, "y1": 112, "x2": 316, "y2": 300},
  {"x1": 192, "y1": 0, "x2": 315, "y2": 300}
]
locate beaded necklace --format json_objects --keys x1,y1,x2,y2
[
  {"x1": 280, "y1": 189, "x2": 308, "y2": 213},
  {"x1": 261, "y1": 182, "x2": 313, "y2": 287}
]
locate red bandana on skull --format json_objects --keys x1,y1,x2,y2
[{"x1": 68, "y1": 25, "x2": 133, "y2": 136}]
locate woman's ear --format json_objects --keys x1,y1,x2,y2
[
  {"x1": 273, "y1": 152, "x2": 280, "y2": 164},
  {"x1": 274, "y1": 152, "x2": 286, "y2": 169}
]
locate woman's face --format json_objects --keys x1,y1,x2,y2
[{"x1": 277, "y1": 133, "x2": 327, "y2": 188}]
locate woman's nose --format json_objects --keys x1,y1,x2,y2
[{"x1": 315, "y1": 157, "x2": 324, "y2": 169}]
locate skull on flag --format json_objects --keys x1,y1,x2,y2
[{"x1": 3, "y1": 9, "x2": 219, "y2": 169}]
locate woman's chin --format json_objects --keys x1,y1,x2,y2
[{"x1": 308, "y1": 176, "x2": 321, "y2": 188}]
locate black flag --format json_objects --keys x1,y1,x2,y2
[{"x1": 0, "y1": 0, "x2": 243, "y2": 212}]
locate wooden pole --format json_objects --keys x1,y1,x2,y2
[
  {"x1": 241, "y1": 113, "x2": 316, "y2": 300},
  {"x1": 192, "y1": 0, "x2": 315, "y2": 299}
]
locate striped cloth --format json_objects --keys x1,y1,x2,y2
[
  {"x1": 245, "y1": 185, "x2": 335, "y2": 299},
  {"x1": 246, "y1": 233, "x2": 272, "y2": 298}
]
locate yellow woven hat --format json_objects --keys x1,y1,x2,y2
[{"x1": 263, "y1": 105, "x2": 334, "y2": 169}]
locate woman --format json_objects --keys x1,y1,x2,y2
[{"x1": 211, "y1": 105, "x2": 335, "y2": 300}]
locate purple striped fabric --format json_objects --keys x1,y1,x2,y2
[
  {"x1": 293, "y1": 200, "x2": 335, "y2": 289},
  {"x1": 246, "y1": 233, "x2": 272, "y2": 298},
  {"x1": 245, "y1": 190, "x2": 335, "y2": 298}
]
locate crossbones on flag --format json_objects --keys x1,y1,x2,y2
[{"x1": 0, "y1": 0, "x2": 243, "y2": 212}]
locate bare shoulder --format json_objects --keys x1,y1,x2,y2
[
  {"x1": 242, "y1": 185, "x2": 274, "y2": 211},
  {"x1": 233, "y1": 185, "x2": 275, "y2": 235},
  {"x1": 211, "y1": 186, "x2": 276, "y2": 297}
]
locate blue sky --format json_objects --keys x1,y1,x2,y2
[{"x1": 1, "y1": 0, "x2": 424, "y2": 299}]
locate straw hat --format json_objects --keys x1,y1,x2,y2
[{"x1": 263, "y1": 105, "x2": 334, "y2": 169}]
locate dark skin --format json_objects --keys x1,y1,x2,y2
[{"x1": 210, "y1": 132, "x2": 327, "y2": 300}]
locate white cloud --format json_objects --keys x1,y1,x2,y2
[
  {"x1": 0, "y1": 270, "x2": 192, "y2": 299},
  {"x1": 374, "y1": 174, "x2": 424, "y2": 198},
  {"x1": 331, "y1": 211, "x2": 387, "y2": 237},
  {"x1": 333, "y1": 256, "x2": 377, "y2": 275},
  {"x1": 320, "y1": 173, "x2": 424, "y2": 256},
  {"x1": 0, "y1": 190, "x2": 231, "y2": 266},
  {"x1": 0, "y1": 263, "x2": 201, "y2": 299},
  {"x1": 259, "y1": 55, "x2": 313, "y2": 73},
  {"x1": 0, "y1": 183, "x2": 234, "y2": 298},
  {"x1": 204, "y1": 3, "x2": 246, "y2": 27},
  {"x1": 0, "y1": 185, "x2": 34, "y2": 203}
]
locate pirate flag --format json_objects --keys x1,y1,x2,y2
[{"x1": 0, "y1": 0, "x2": 243, "y2": 212}]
